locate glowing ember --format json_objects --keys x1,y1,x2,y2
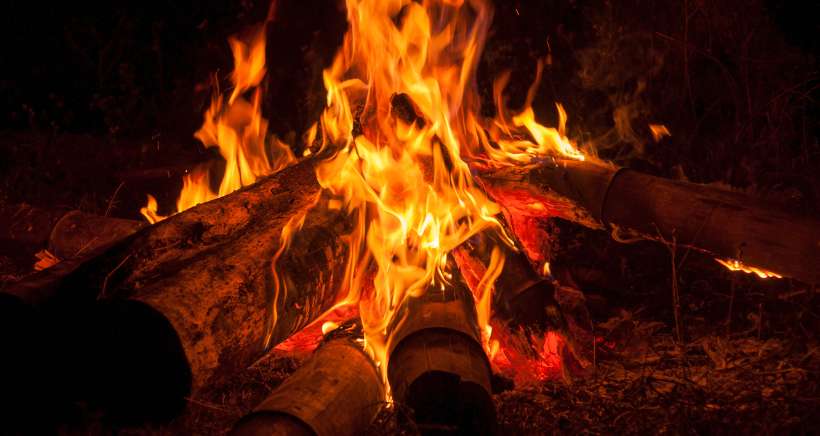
[{"x1": 716, "y1": 258, "x2": 783, "y2": 279}]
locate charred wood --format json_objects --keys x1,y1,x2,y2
[
  {"x1": 479, "y1": 159, "x2": 820, "y2": 284},
  {"x1": 0, "y1": 203, "x2": 143, "y2": 261}
]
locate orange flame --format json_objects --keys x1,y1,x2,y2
[
  {"x1": 716, "y1": 258, "x2": 783, "y2": 279},
  {"x1": 309, "y1": 0, "x2": 586, "y2": 379},
  {"x1": 141, "y1": 8, "x2": 294, "y2": 223},
  {"x1": 143, "y1": 0, "x2": 588, "y2": 388}
]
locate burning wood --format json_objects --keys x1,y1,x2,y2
[
  {"x1": 386, "y1": 266, "x2": 495, "y2": 435},
  {"x1": 0, "y1": 158, "x2": 358, "y2": 422},
  {"x1": 231, "y1": 324, "x2": 384, "y2": 436},
  {"x1": 478, "y1": 159, "x2": 820, "y2": 284}
]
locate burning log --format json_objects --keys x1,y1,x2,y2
[
  {"x1": 2, "y1": 158, "x2": 354, "y2": 422},
  {"x1": 479, "y1": 159, "x2": 820, "y2": 284},
  {"x1": 387, "y1": 268, "x2": 495, "y2": 435},
  {"x1": 231, "y1": 325, "x2": 384, "y2": 436},
  {"x1": 455, "y1": 229, "x2": 565, "y2": 332}
]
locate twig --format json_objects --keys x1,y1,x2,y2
[
  {"x1": 104, "y1": 181, "x2": 125, "y2": 217},
  {"x1": 726, "y1": 274, "x2": 737, "y2": 335},
  {"x1": 184, "y1": 396, "x2": 237, "y2": 415},
  {"x1": 656, "y1": 225, "x2": 684, "y2": 345},
  {"x1": 99, "y1": 254, "x2": 132, "y2": 300}
]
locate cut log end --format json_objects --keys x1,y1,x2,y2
[
  {"x1": 386, "y1": 268, "x2": 495, "y2": 435},
  {"x1": 88, "y1": 299, "x2": 192, "y2": 424},
  {"x1": 388, "y1": 329, "x2": 495, "y2": 435},
  {"x1": 232, "y1": 333, "x2": 384, "y2": 436}
]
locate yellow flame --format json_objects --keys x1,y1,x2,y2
[
  {"x1": 141, "y1": 13, "x2": 295, "y2": 224},
  {"x1": 143, "y1": 0, "x2": 589, "y2": 386},
  {"x1": 310, "y1": 0, "x2": 586, "y2": 379},
  {"x1": 716, "y1": 258, "x2": 782, "y2": 279}
]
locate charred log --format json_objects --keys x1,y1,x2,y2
[
  {"x1": 479, "y1": 159, "x2": 820, "y2": 284},
  {"x1": 231, "y1": 325, "x2": 384, "y2": 436},
  {"x1": 387, "y1": 268, "x2": 495, "y2": 435},
  {"x1": 455, "y1": 228, "x2": 566, "y2": 333}
]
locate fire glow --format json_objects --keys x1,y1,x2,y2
[
  {"x1": 143, "y1": 0, "x2": 585, "y2": 382},
  {"x1": 139, "y1": 0, "x2": 793, "y2": 396}
]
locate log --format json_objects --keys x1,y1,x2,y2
[
  {"x1": 4, "y1": 158, "x2": 353, "y2": 423},
  {"x1": 0, "y1": 208, "x2": 144, "y2": 429},
  {"x1": 0, "y1": 204, "x2": 144, "y2": 260},
  {"x1": 231, "y1": 325, "x2": 384, "y2": 436},
  {"x1": 387, "y1": 267, "x2": 495, "y2": 435},
  {"x1": 454, "y1": 228, "x2": 566, "y2": 332},
  {"x1": 478, "y1": 159, "x2": 820, "y2": 284}
]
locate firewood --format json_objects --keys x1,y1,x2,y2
[
  {"x1": 386, "y1": 267, "x2": 495, "y2": 435},
  {"x1": 231, "y1": 326, "x2": 384, "y2": 436},
  {"x1": 455, "y1": 227, "x2": 567, "y2": 332},
  {"x1": 0, "y1": 204, "x2": 143, "y2": 260},
  {"x1": 478, "y1": 159, "x2": 820, "y2": 284},
  {"x1": 2, "y1": 158, "x2": 353, "y2": 422}
]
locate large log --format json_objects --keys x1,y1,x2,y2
[
  {"x1": 478, "y1": 159, "x2": 820, "y2": 284},
  {"x1": 231, "y1": 325, "x2": 384, "y2": 436},
  {"x1": 387, "y1": 266, "x2": 495, "y2": 435},
  {"x1": 4, "y1": 158, "x2": 353, "y2": 423}
]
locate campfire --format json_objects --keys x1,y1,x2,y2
[{"x1": 1, "y1": 0, "x2": 818, "y2": 434}]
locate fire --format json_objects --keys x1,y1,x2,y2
[
  {"x1": 309, "y1": 0, "x2": 585, "y2": 378},
  {"x1": 649, "y1": 123, "x2": 671, "y2": 142},
  {"x1": 716, "y1": 258, "x2": 783, "y2": 279},
  {"x1": 140, "y1": 6, "x2": 295, "y2": 224},
  {"x1": 143, "y1": 0, "x2": 586, "y2": 386}
]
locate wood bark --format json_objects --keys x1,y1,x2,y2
[
  {"x1": 386, "y1": 267, "x2": 495, "y2": 435},
  {"x1": 454, "y1": 227, "x2": 566, "y2": 332},
  {"x1": 3, "y1": 158, "x2": 354, "y2": 422},
  {"x1": 478, "y1": 159, "x2": 820, "y2": 284},
  {"x1": 231, "y1": 333, "x2": 384, "y2": 436}
]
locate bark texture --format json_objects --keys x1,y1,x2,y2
[{"x1": 479, "y1": 159, "x2": 820, "y2": 284}]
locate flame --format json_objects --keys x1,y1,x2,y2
[
  {"x1": 649, "y1": 123, "x2": 671, "y2": 142},
  {"x1": 716, "y1": 258, "x2": 782, "y2": 279},
  {"x1": 143, "y1": 0, "x2": 588, "y2": 386},
  {"x1": 308, "y1": 0, "x2": 586, "y2": 378},
  {"x1": 141, "y1": 7, "x2": 295, "y2": 224}
]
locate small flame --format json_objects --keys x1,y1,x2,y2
[
  {"x1": 716, "y1": 258, "x2": 782, "y2": 279},
  {"x1": 649, "y1": 123, "x2": 671, "y2": 142},
  {"x1": 139, "y1": 194, "x2": 165, "y2": 224}
]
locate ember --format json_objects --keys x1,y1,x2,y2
[{"x1": 1, "y1": 0, "x2": 819, "y2": 434}]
